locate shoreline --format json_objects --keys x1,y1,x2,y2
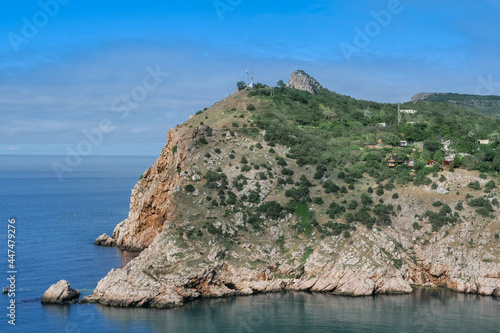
[{"x1": 79, "y1": 282, "x2": 498, "y2": 309}]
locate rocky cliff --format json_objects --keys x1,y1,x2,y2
[
  {"x1": 95, "y1": 125, "x2": 214, "y2": 251},
  {"x1": 85, "y1": 78, "x2": 500, "y2": 309},
  {"x1": 288, "y1": 70, "x2": 322, "y2": 95}
]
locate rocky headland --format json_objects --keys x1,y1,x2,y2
[{"x1": 83, "y1": 73, "x2": 500, "y2": 308}]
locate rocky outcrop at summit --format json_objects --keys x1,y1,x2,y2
[
  {"x1": 41, "y1": 280, "x2": 80, "y2": 304},
  {"x1": 288, "y1": 70, "x2": 322, "y2": 95}
]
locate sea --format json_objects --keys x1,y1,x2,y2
[{"x1": 1, "y1": 155, "x2": 499, "y2": 333}]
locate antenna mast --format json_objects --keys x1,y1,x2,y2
[
  {"x1": 245, "y1": 69, "x2": 249, "y2": 86},
  {"x1": 398, "y1": 103, "x2": 401, "y2": 125}
]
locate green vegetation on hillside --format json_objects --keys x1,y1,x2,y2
[
  {"x1": 179, "y1": 79, "x2": 500, "y2": 254},
  {"x1": 249, "y1": 84, "x2": 500, "y2": 174},
  {"x1": 418, "y1": 93, "x2": 500, "y2": 118},
  {"x1": 245, "y1": 82, "x2": 499, "y2": 232}
]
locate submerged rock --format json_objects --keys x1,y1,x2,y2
[{"x1": 41, "y1": 280, "x2": 80, "y2": 304}]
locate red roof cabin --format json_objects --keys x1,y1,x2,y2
[
  {"x1": 388, "y1": 155, "x2": 403, "y2": 168},
  {"x1": 425, "y1": 160, "x2": 437, "y2": 167},
  {"x1": 442, "y1": 160, "x2": 452, "y2": 171}
]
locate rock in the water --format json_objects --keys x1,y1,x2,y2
[
  {"x1": 288, "y1": 70, "x2": 322, "y2": 95},
  {"x1": 41, "y1": 280, "x2": 80, "y2": 304},
  {"x1": 94, "y1": 233, "x2": 117, "y2": 247}
]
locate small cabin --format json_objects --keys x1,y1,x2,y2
[
  {"x1": 388, "y1": 155, "x2": 403, "y2": 168},
  {"x1": 399, "y1": 140, "x2": 408, "y2": 147},
  {"x1": 425, "y1": 160, "x2": 437, "y2": 167},
  {"x1": 442, "y1": 160, "x2": 453, "y2": 171},
  {"x1": 378, "y1": 123, "x2": 388, "y2": 128},
  {"x1": 477, "y1": 139, "x2": 490, "y2": 145},
  {"x1": 407, "y1": 159, "x2": 416, "y2": 168}
]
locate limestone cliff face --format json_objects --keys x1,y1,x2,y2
[
  {"x1": 288, "y1": 70, "x2": 322, "y2": 95},
  {"x1": 84, "y1": 228, "x2": 414, "y2": 308},
  {"x1": 85, "y1": 137, "x2": 500, "y2": 308},
  {"x1": 84, "y1": 192, "x2": 500, "y2": 308},
  {"x1": 96, "y1": 125, "x2": 213, "y2": 251}
]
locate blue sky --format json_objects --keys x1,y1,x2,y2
[{"x1": 1, "y1": 0, "x2": 499, "y2": 156}]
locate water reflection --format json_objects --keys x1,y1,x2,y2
[{"x1": 91, "y1": 289, "x2": 500, "y2": 333}]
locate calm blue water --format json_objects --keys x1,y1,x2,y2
[{"x1": 1, "y1": 155, "x2": 499, "y2": 333}]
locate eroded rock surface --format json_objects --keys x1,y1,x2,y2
[
  {"x1": 288, "y1": 70, "x2": 322, "y2": 95},
  {"x1": 41, "y1": 280, "x2": 80, "y2": 304},
  {"x1": 98, "y1": 125, "x2": 214, "y2": 251},
  {"x1": 94, "y1": 233, "x2": 116, "y2": 247}
]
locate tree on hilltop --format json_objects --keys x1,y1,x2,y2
[{"x1": 237, "y1": 81, "x2": 247, "y2": 90}]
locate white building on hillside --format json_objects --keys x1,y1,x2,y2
[{"x1": 400, "y1": 109, "x2": 417, "y2": 114}]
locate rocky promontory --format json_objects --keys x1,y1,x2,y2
[
  {"x1": 86, "y1": 73, "x2": 500, "y2": 308},
  {"x1": 96, "y1": 125, "x2": 213, "y2": 251}
]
